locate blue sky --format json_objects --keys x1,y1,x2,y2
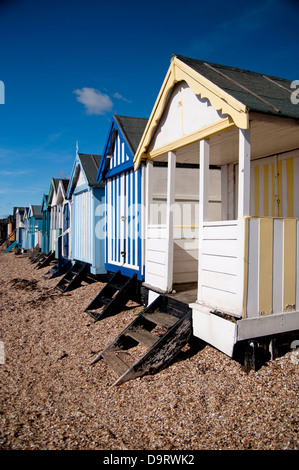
[{"x1": 0, "y1": 0, "x2": 298, "y2": 217}]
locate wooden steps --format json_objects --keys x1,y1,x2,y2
[
  {"x1": 85, "y1": 271, "x2": 138, "y2": 322},
  {"x1": 55, "y1": 261, "x2": 89, "y2": 293},
  {"x1": 43, "y1": 258, "x2": 71, "y2": 280},
  {"x1": 35, "y1": 251, "x2": 55, "y2": 270},
  {"x1": 27, "y1": 245, "x2": 41, "y2": 262},
  {"x1": 91, "y1": 295, "x2": 192, "y2": 386}
]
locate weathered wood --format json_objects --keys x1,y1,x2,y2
[
  {"x1": 143, "y1": 312, "x2": 177, "y2": 328},
  {"x1": 85, "y1": 272, "x2": 138, "y2": 321},
  {"x1": 92, "y1": 295, "x2": 193, "y2": 386},
  {"x1": 113, "y1": 311, "x2": 192, "y2": 386},
  {"x1": 126, "y1": 328, "x2": 158, "y2": 348},
  {"x1": 55, "y1": 261, "x2": 89, "y2": 293},
  {"x1": 102, "y1": 352, "x2": 130, "y2": 376}
]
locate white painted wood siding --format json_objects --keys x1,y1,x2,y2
[
  {"x1": 109, "y1": 134, "x2": 130, "y2": 170},
  {"x1": 145, "y1": 225, "x2": 169, "y2": 291},
  {"x1": 149, "y1": 82, "x2": 225, "y2": 151},
  {"x1": 198, "y1": 221, "x2": 241, "y2": 315}
]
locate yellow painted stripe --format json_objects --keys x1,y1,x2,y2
[
  {"x1": 254, "y1": 166, "x2": 259, "y2": 216},
  {"x1": 286, "y1": 158, "x2": 294, "y2": 217},
  {"x1": 263, "y1": 164, "x2": 269, "y2": 216},
  {"x1": 283, "y1": 218, "x2": 296, "y2": 312},
  {"x1": 259, "y1": 218, "x2": 273, "y2": 315},
  {"x1": 243, "y1": 217, "x2": 249, "y2": 318},
  {"x1": 271, "y1": 163, "x2": 275, "y2": 216},
  {"x1": 277, "y1": 160, "x2": 282, "y2": 217}
]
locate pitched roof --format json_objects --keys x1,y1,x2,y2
[
  {"x1": 175, "y1": 54, "x2": 298, "y2": 119},
  {"x1": 114, "y1": 115, "x2": 148, "y2": 154},
  {"x1": 78, "y1": 153, "x2": 102, "y2": 186},
  {"x1": 61, "y1": 178, "x2": 69, "y2": 192},
  {"x1": 30, "y1": 205, "x2": 42, "y2": 217}
]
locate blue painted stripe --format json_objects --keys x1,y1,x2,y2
[
  {"x1": 127, "y1": 170, "x2": 131, "y2": 266},
  {"x1": 137, "y1": 167, "x2": 142, "y2": 273},
  {"x1": 105, "y1": 160, "x2": 134, "y2": 178},
  {"x1": 104, "y1": 262, "x2": 144, "y2": 281},
  {"x1": 118, "y1": 175, "x2": 121, "y2": 263}
]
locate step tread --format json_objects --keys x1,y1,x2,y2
[
  {"x1": 109, "y1": 283, "x2": 123, "y2": 290},
  {"x1": 126, "y1": 327, "x2": 159, "y2": 348},
  {"x1": 102, "y1": 351, "x2": 131, "y2": 376},
  {"x1": 143, "y1": 311, "x2": 178, "y2": 328}
]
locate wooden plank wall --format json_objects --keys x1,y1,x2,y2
[
  {"x1": 145, "y1": 225, "x2": 168, "y2": 291},
  {"x1": 198, "y1": 221, "x2": 240, "y2": 314},
  {"x1": 246, "y1": 217, "x2": 299, "y2": 318}
]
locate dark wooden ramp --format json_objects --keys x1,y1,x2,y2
[
  {"x1": 85, "y1": 271, "x2": 138, "y2": 322},
  {"x1": 35, "y1": 251, "x2": 55, "y2": 270},
  {"x1": 27, "y1": 245, "x2": 41, "y2": 262},
  {"x1": 91, "y1": 295, "x2": 192, "y2": 386},
  {"x1": 55, "y1": 261, "x2": 89, "y2": 293},
  {"x1": 43, "y1": 259, "x2": 71, "y2": 280}
]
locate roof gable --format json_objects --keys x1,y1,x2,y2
[
  {"x1": 134, "y1": 54, "x2": 299, "y2": 169},
  {"x1": 57, "y1": 178, "x2": 70, "y2": 203},
  {"x1": 67, "y1": 152, "x2": 101, "y2": 196},
  {"x1": 41, "y1": 194, "x2": 49, "y2": 211},
  {"x1": 98, "y1": 115, "x2": 148, "y2": 181},
  {"x1": 29, "y1": 205, "x2": 42, "y2": 218}
]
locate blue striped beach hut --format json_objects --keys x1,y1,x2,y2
[{"x1": 97, "y1": 115, "x2": 148, "y2": 281}]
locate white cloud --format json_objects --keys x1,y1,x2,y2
[{"x1": 74, "y1": 87, "x2": 113, "y2": 115}]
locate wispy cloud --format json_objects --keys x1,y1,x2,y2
[
  {"x1": 113, "y1": 92, "x2": 132, "y2": 103},
  {"x1": 74, "y1": 87, "x2": 113, "y2": 115},
  {"x1": 0, "y1": 169, "x2": 31, "y2": 176}
]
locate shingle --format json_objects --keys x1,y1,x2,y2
[
  {"x1": 31, "y1": 205, "x2": 42, "y2": 217},
  {"x1": 175, "y1": 55, "x2": 299, "y2": 119},
  {"x1": 114, "y1": 115, "x2": 148, "y2": 154},
  {"x1": 78, "y1": 153, "x2": 101, "y2": 186}
]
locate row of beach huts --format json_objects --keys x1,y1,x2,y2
[{"x1": 2, "y1": 55, "x2": 299, "y2": 383}]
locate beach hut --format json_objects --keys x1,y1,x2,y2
[
  {"x1": 21, "y1": 208, "x2": 30, "y2": 250},
  {"x1": 29, "y1": 205, "x2": 42, "y2": 248},
  {"x1": 14, "y1": 207, "x2": 26, "y2": 246},
  {"x1": 41, "y1": 194, "x2": 50, "y2": 254},
  {"x1": 56, "y1": 178, "x2": 71, "y2": 262},
  {"x1": 66, "y1": 150, "x2": 104, "y2": 275},
  {"x1": 47, "y1": 177, "x2": 70, "y2": 258},
  {"x1": 25, "y1": 205, "x2": 42, "y2": 249},
  {"x1": 133, "y1": 54, "x2": 299, "y2": 364},
  {"x1": 6, "y1": 214, "x2": 15, "y2": 244},
  {"x1": 97, "y1": 115, "x2": 149, "y2": 281}
]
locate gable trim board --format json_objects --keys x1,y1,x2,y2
[{"x1": 134, "y1": 55, "x2": 249, "y2": 169}]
